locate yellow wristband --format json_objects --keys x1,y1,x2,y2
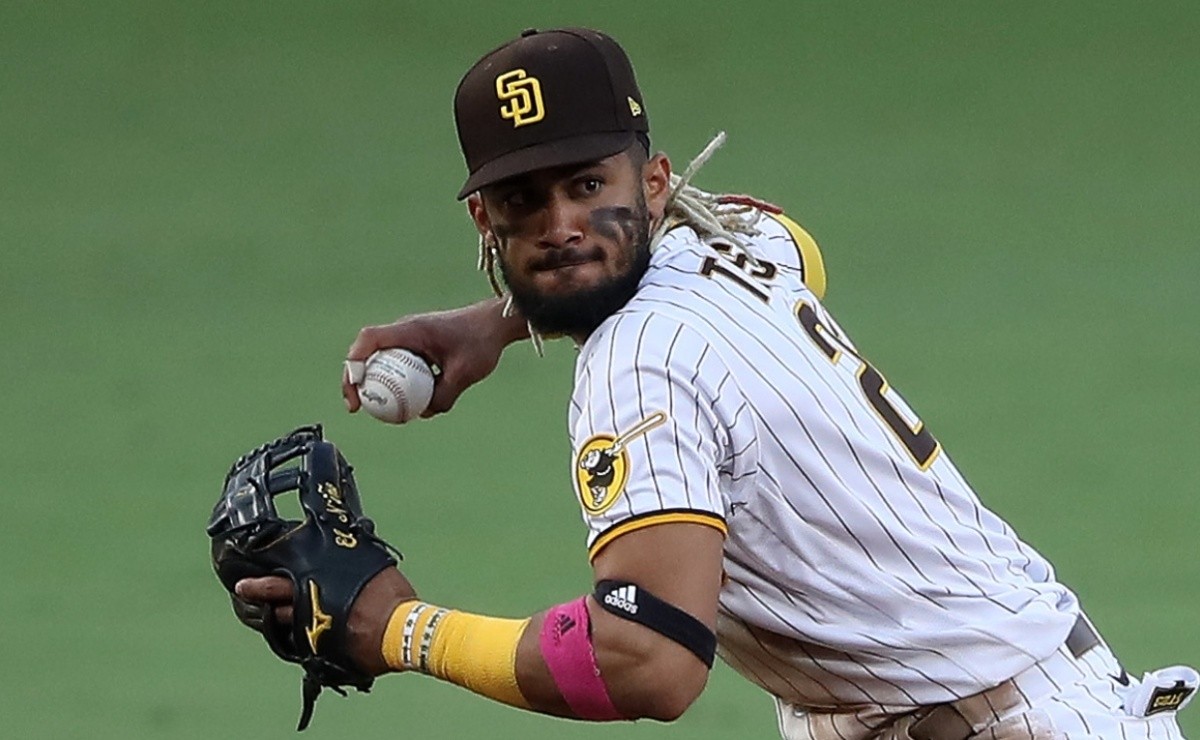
[{"x1": 382, "y1": 601, "x2": 532, "y2": 709}]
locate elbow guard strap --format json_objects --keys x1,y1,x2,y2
[{"x1": 593, "y1": 580, "x2": 717, "y2": 668}]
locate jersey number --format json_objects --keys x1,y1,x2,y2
[
  {"x1": 796, "y1": 301, "x2": 941, "y2": 470},
  {"x1": 699, "y1": 244, "x2": 777, "y2": 303},
  {"x1": 696, "y1": 246, "x2": 939, "y2": 469}
]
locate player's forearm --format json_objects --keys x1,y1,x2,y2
[
  {"x1": 378, "y1": 601, "x2": 592, "y2": 719},
  {"x1": 379, "y1": 596, "x2": 707, "y2": 722},
  {"x1": 381, "y1": 601, "x2": 534, "y2": 708},
  {"x1": 469, "y1": 295, "x2": 531, "y2": 347},
  {"x1": 494, "y1": 298, "x2": 533, "y2": 346},
  {"x1": 534, "y1": 599, "x2": 709, "y2": 720}
]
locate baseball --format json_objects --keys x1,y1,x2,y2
[{"x1": 355, "y1": 349, "x2": 435, "y2": 424}]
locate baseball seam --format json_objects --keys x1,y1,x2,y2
[
  {"x1": 361, "y1": 351, "x2": 434, "y2": 423},
  {"x1": 387, "y1": 351, "x2": 434, "y2": 379},
  {"x1": 368, "y1": 373, "x2": 411, "y2": 422}
]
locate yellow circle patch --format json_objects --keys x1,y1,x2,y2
[{"x1": 574, "y1": 435, "x2": 629, "y2": 516}]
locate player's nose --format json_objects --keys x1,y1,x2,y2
[{"x1": 536, "y1": 193, "x2": 586, "y2": 249}]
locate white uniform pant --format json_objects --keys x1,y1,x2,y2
[{"x1": 775, "y1": 643, "x2": 1189, "y2": 739}]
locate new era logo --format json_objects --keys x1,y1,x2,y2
[{"x1": 603, "y1": 585, "x2": 638, "y2": 614}]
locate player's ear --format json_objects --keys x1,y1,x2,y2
[
  {"x1": 466, "y1": 193, "x2": 492, "y2": 239},
  {"x1": 642, "y1": 153, "x2": 671, "y2": 224}
]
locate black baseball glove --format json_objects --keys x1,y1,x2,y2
[{"x1": 207, "y1": 424, "x2": 401, "y2": 731}]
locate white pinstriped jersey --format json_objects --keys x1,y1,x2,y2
[{"x1": 567, "y1": 211, "x2": 1080, "y2": 712}]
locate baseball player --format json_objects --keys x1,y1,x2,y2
[{"x1": 239, "y1": 28, "x2": 1195, "y2": 738}]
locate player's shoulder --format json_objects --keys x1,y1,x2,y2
[
  {"x1": 652, "y1": 206, "x2": 827, "y2": 300},
  {"x1": 581, "y1": 258, "x2": 782, "y2": 387},
  {"x1": 576, "y1": 289, "x2": 718, "y2": 386},
  {"x1": 752, "y1": 210, "x2": 827, "y2": 301}
]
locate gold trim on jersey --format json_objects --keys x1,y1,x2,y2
[
  {"x1": 588, "y1": 510, "x2": 728, "y2": 562},
  {"x1": 769, "y1": 212, "x2": 827, "y2": 300}
]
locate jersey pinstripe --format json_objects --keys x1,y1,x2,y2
[{"x1": 567, "y1": 210, "x2": 1080, "y2": 711}]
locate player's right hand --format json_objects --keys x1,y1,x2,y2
[
  {"x1": 237, "y1": 567, "x2": 418, "y2": 677},
  {"x1": 343, "y1": 298, "x2": 524, "y2": 417}
]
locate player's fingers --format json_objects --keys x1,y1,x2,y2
[
  {"x1": 275, "y1": 605, "x2": 294, "y2": 625},
  {"x1": 346, "y1": 321, "x2": 443, "y2": 415},
  {"x1": 422, "y1": 364, "x2": 462, "y2": 416},
  {"x1": 423, "y1": 384, "x2": 456, "y2": 416},
  {"x1": 344, "y1": 324, "x2": 424, "y2": 413},
  {"x1": 346, "y1": 325, "x2": 386, "y2": 362},
  {"x1": 342, "y1": 360, "x2": 364, "y2": 412},
  {"x1": 344, "y1": 359, "x2": 366, "y2": 384},
  {"x1": 343, "y1": 326, "x2": 389, "y2": 413},
  {"x1": 345, "y1": 324, "x2": 404, "y2": 412},
  {"x1": 343, "y1": 383, "x2": 360, "y2": 412},
  {"x1": 351, "y1": 321, "x2": 444, "y2": 363},
  {"x1": 235, "y1": 576, "x2": 293, "y2": 604}
]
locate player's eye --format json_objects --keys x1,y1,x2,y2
[
  {"x1": 576, "y1": 176, "x2": 603, "y2": 195},
  {"x1": 501, "y1": 190, "x2": 528, "y2": 209}
]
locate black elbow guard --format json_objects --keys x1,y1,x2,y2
[{"x1": 593, "y1": 579, "x2": 717, "y2": 668}]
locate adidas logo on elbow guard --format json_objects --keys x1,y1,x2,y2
[{"x1": 603, "y1": 585, "x2": 639, "y2": 614}]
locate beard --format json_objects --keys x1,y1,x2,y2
[{"x1": 500, "y1": 196, "x2": 652, "y2": 338}]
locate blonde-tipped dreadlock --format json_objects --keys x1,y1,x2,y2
[
  {"x1": 650, "y1": 131, "x2": 784, "y2": 251},
  {"x1": 478, "y1": 132, "x2": 775, "y2": 354}
]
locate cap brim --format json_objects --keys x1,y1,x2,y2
[{"x1": 456, "y1": 131, "x2": 635, "y2": 200}]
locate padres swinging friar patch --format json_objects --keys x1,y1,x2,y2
[{"x1": 574, "y1": 412, "x2": 667, "y2": 515}]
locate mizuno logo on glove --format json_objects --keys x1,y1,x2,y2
[{"x1": 306, "y1": 581, "x2": 333, "y2": 652}]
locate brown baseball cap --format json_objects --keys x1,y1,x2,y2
[{"x1": 454, "y1": 28, "x2": 649, "y2": 199}]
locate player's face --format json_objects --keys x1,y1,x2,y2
[{"x1": 473, "y1": 150, "x2": 668, "y2": 339}]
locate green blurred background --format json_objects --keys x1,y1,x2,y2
[{"x1": 2, "y1": 1, "x2": 1196, "y2": 737}]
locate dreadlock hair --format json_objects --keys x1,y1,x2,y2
[
  {"x1": 477, "y1": 131, "x2": 780, "y2": 354},
  {"x1": 650, "y1": 131, "x2": 783, "y2": 251}
]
